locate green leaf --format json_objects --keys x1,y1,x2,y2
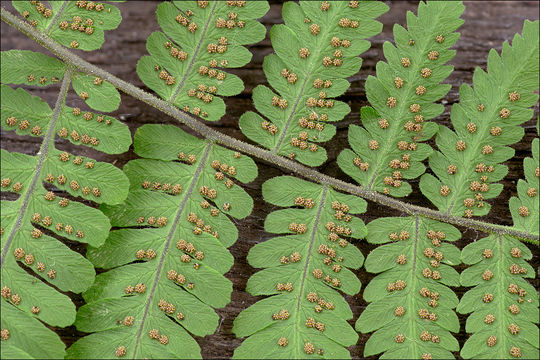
[
  {"x1": 420, "y1": 20, "x2": 539, "y2": 216},
  {"x1": 458, "y1": 235, "x2": 539, "y2": 359},
  {"x1": 1, "y1": 51, "x2": 130, "y2": 358},
  {"x1": 0, "y1": 85, "x2": 53, "y2": 137},
  {"x1": 0, "y1": 299, "x2": 67, "y2": 359},
  {"x1": 136, "y1": 1, "x2": 269, "y2": 121},
  {"x1": 357, "y1": 216, "x2": 461, "y2": 359},
  {"x1": 0, "y1": 50, "x2": 66, "y2": 86},
  {"x1": 67, "y1": 124, "x2": 257, "y2": 359},
  {"x1": 56, "y1": 105, "x2": 131, "y2": 154},
  {"x1": 71, "y1": 72, "x2": 121, "y2": 112},
  {"x1": 239, "y1": 1, "x2": 388, "y2": 166},
  {"x1": 233, "y1": 176, "x2": 366, "y2": 359},
  {"x1": 13, "y1": 0, "x2": 122, "y2": 51},
  {"x1": 338, "y1": 1, "x2": 464, "y2": 196},
  {"x1": 509, "y1": 136, "x2": 539, "y2": 236}
]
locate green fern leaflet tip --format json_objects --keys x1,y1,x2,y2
[
  {"x1": 420, "y1": 20, "x2": 539, "y2": 218},
  {"x1": 137, "y1": 0, "x2": 269, "y2": 121},
  {"x1": 338, "y1": 1, "x2": 465, "y2": 196}
]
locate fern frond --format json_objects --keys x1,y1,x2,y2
[
  {"x1": 1, "y1": 50, "x2": 130, "y2": 358},
  {"x1": 420, "y1": 20, "x2": 539, "y2": 217},
  {"x1": 67, "y1": 124, "x2": 257, "y2": 359},
  {"x1": 457, "y1": 234, "x2": 539, "y2": 359},
  {"x1": 239, "y1": 1, "x2": 388, "y2": 167},
  {"x1": 457, "y1": 119, "x2": 539, "y2": 359},
  {"x1": 509, "y1": 134, "x2": 538, "y2": 236},
  {"x1": 357, "y1": 216, "x2": 461, "y2": 359},
  {"x1": 233, "y1": 176, "x2": 366, "y2": 359},
  {"x1": 12, "y1": 0, "x2": 122, "y2": 51},
  {"x1": 338, "y1": 1, "x2": 464, "y2": 196},
  {"x1": 136, "y1": 1, "x2": 268, "y2": 121}
]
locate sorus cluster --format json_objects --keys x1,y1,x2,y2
[
  {"x1": 175, "y1": 11, "x2": 198, "y2": 33},
  {"x1": 147, "y1": 326, "x2": 169, "y2": 345},
  {"x1": 1, "y1": 177, "x2": 23, "y2": 193},
  {"x1": 279, "y1": 251, "x2": 301, "y2": 264},
  {"x1": 58, "y1": 14, "x2": 96, "y2": 36},
  {"x1": 261, "y1": 120, "x2": 278, "y2": 135},
  {"x1": 124, "y1": 283, "x2": 146, "y2": 295},
  {"x1": 27, "y1": 0, "x2": 53, "y2": 22},
  {"x1": 141, "y1": 180, "x2": 183, "y2": 195},
  {"x1": 276, "y1": 282, "x2": 293, "y2": 292},
  {"x1": 76, "y1": 1, "x2": 106, "y2": 12},
  {"x1": 134, "y1": 249, "x2": 157, "y2": 260},
  {"x1": 4, "y1": 115, "x2": 43, "y2": 137},
  {"x1": 187, "y1": 211, "x2": 218, "y2": 238}
]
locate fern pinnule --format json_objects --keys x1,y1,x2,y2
[
  {"x1": 509, "y1": 125, "x2": 538, "y2": 236},
  {"x1": 239, "y1": 0, "x2": 388, "y2": 167},
  {"x1": 233, "y1": 176, "x2": 367, "y2": 359},
  {"x1": 420, "y1": 20, "x2": 539, "y2": 218},
  {"x1": 12, "y1": 0, "x2": 122, "y2": 51},
  {"x1": 67, "y1": 124, "x2": 257, "y2": 359},
  {"x1": 136, "y1": 1, "x2": 269, "y2": 121},
  {"x1": 357, "y1": 216, "x2": 461, "y2": 359},
  {"x1": 338, "y1": 1, "x2": 465, "y2": 197},
  {"x1": 1, "y1": 49, "x2": 130, "y2": 358}
]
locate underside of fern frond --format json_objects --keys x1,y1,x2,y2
[
  {"x1": 338, "y1": 1, "x2": 464, "y2": 196},
  {"x1": 409, "y1": 20, "x2": 539, "y2": 359},
  {"x1": 1, "y1": 49, "x2": 130, "y2": 358},
  {"x1": 419, "y1": 20, "x2": 539, "y2": 218},
  {"x1": 12, "y1": 0, "x2": 122, "y2": 51},
  {"x1": 457, "y1": 234, "x2": 539, "y2": 359},
  {"x1": 357, "y1": 216, "x2": 461, "y2": 359},
  {"x1": 233, "y1": 176, "x2": 367, "y2": 359},
  {"x1": 239, "y1": 0, "x2": 388, "y2": 166},
  {"x1": 137, "y1": 0, "x2": 268, "y2": 121},
  {"x1": 67, "y1": 124, "x2": 257, "y2": 359},
  {"x1": 456, "y1": 121, "x2": 539, "y2": 359}
]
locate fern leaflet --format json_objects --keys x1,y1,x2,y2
[
  {"x1": 1, "y1": 50, "x2": 130, "y2": 358},
  {"x1": 239, "y1": 1, "x2": 388, "y2": 167},
  {"x1": 67, "y1": 124, "x2": 257, "y2": 359},
  {"x1": 338, "y1": 1, "x2": 464, "y2": 196},
  {"x1": 409, "y1": 20, "x2": 540, "y2": 359},
  {"x1": 457, "y1": 234, "x2": 538, "y2": 359},
  {"x1": 233, "y1": 176, "x2": 367, "y2": 359},
  {"x1": 12, "y1": 0, "x2": 122, "y2": 51},
  {"x1": 457, "y1": 122, "x2": 539, "y2": 359},
  {"x1": 136, "y1": 0, "x2": 268, "y2": 121},
  {"x1": 357, "y1": 216, "x2": 461, "y2": 358},
  {"x1": 419, "y1": 20, "x2": 539, "y2": 217},
  {"x1": 509, "y1": 133, "x2": 539, "y2": 236}
]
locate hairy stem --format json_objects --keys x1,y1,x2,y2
[
  {"x1": 2, "y1": 7, "x2": 537, "y2": 244},
  {"x1": 1, "y1": 66, "x2": 73, "y2": 266}
]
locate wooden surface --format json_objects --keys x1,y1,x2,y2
[{"x1": 1, "y1": 1, "x2": 539, "y2": 359}]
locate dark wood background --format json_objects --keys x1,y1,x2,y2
[{"x1": 1, "y1": 1, "x2": 538, "y2": 359}]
